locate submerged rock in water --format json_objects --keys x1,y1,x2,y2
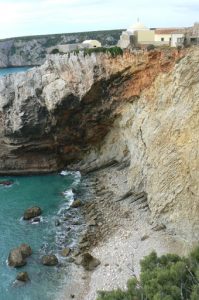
[
  {"x1": 23, "y1": 206, "x2": 42, "y2": 220},
  {"x1": 16, "y1": 272, "x2": 30, "y2": 282},
  {"x1": 8, "y1": 248, "x2": 26, "y2": 268},
  {"x1": 8, "y1": 244, "x2": 32, "y2": 267},
  {"x1": 71, "y1": 200, "x2": 82, "y2": 208},
  {"x1": 41, "y1": 255, "x2": 58, "y2": 266},
  {"x1": 80, "y1": 253, "x2": 100, "y2": 271},
  {"x1": 0, "y1": 180, "x2": 13, "y2": 186}
]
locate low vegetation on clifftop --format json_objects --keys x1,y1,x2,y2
[
  {"x1": 71, "y1": 46, "x2": 124, "y2": 58},
  {"x1": 97, "y1": 246, "x2": 199, "y2": 300}
]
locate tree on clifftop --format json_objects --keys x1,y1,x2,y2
[{"x1": 97, "y1": 246, "x2": 199, "y2": 300}]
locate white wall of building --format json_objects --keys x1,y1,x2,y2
[
  {"x1": 82, "y1": 40, "x2": 101, "y2": 48},
  {"x1": 171, "y1": 34, "x2": 184, "y2": 47},
  {"x1": 154, "y1": 34, "x2": 171, "y2": 45}
]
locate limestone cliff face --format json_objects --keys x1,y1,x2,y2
[
  {"x1": 0, "y1": 49, "x2": 181, "y2": 173},
  {"x1": 83, "y1": 48, "x2": 199, "y2": 243},
  {"x1": 0, "y1": 47, "x2": 198, "y2": 242}
]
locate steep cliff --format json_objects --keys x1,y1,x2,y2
[
  {"x1": 0, "y1": 47, "x2": 198, "y2": 242},
  {"x1": 82, "y1": 48, "x2": 199, "y2": 243},
  {"x1": 0, "y1": 48, "x2": 182, "y2": 173}
]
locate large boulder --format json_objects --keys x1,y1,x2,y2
[
  {"x1": 61, "y1": 248, "x2": 71, "y2": 257},
  {"x1": 23, "y1": 207, "x2": 42, "y2": 220},
  {"x1": 80, "y1": 253, "x2": 100, "y2": 271},
  {"x1": 8, "y1": 244, "x2": 32, "y2": 268},
  {"x1": 71, "y1": 200, "x2": 82, "y2": 208},
  {"x1": 41, "y1": 255, "x2": 58, "y2": 266},
  {"x1": 8, "y1": 248, "x2": 26, "y2": 267},
  {"x1": 19, "y1": 244, "x2": 32, "y2": 258},
  {"x1": 16, "y1": 272, "x2": 30, "y2": 282}
]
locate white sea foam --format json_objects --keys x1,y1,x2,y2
[
  {"x1": 60, "y1": 170, "x2": 81, "y2": 179},
  {"x1": 63, "y1": 189, "x2": 74, "y2": 198},
  {"x1": 60, "y1": 170, "x2": 68, "y2": 176}
]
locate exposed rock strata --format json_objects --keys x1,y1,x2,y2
[
  {"x1": 0, "y1": 49, "x2": 183, "y2": 174},
  {"x1": 81, "y1": 48, "x2": 199, "y2": 243}
]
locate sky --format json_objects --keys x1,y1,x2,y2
[{"x1": 0, "y1": 0, "x2": 198, "y2": 39}]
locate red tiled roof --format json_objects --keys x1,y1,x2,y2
[{"x1": 155, "y1": 28, "x2": 184, "y2": 34}]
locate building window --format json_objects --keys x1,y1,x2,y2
[{"x1": 161, "y1": 37, "x2": 164, "y2": 41}]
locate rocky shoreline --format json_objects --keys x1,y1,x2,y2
[{"x1": 59, "y1": 161, "x2": 191, "y2": 300}]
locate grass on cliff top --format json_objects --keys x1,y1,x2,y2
[
  {"x1": 97, "y1": 246, "x2": 199, "y2": 300},
  {"x1": 70, "y1": 46, "x2": 123, "y2": 58}
]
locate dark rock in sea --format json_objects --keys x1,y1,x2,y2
[
  {"x1": 19, "y1": 244, "x2": 32, "y2": 258},
  {"x1": 71, "y1": 220, "x2": 81, "y2": 225},
  {"x1": 41, "y1": 255, "x2": 58, "y2": 266},
  {"x1": 0, "y1": 180, "x2": 13, "y2": 186},
  {"x1": 8, "y1": 248, "x2": 26, "y2": 268},
  {"x1": 16, "y1": 272, "x2": 30, "y2": 282},
  {"x1": 55, "y1": 219, "x2": 61, "y2": 226},
  {"x1": 71, "y1": 200, "x2": 82, "y2": 208},
  {"x1": 23, "y1": 206, "x2": 42, "y2": 220},
  {"x1": 61, "y1": 248, "x2": 71, "y2": 257},
  {"x1": 68, "y1": 257, "x2": 75, "y2": 263},
  {"x1": 80, "y1": 253, "x2": 100, "y2": 271},
  {"x1": 72, "y1": 187, "x2": 78, "y2": 194}
]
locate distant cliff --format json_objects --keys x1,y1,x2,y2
[{"x1": 0, "y1": 30, "x2": 123, "y2": 67}]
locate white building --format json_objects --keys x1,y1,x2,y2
[
  {"x1": 47, "y1": 39, "x2": 102, "y2": 54},
  {"x1": 154, "y1": 28, "x2": 185, "y2": 46},
  {"x1": 82, "y1": 40, "x2": 102, "y2": 48},
  {"x1": 170, "y1": 33, "x2": 184, "y2": 47},
  {"x1": 118, "y1": 21, "x2": 154, "y2": 48}
]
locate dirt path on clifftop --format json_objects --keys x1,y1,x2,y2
[{"x1": 59, "y1": 162, "x2": 191, "y2": 300}]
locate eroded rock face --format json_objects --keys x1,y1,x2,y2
[
  {"x1": 0, "y1": 49, "x2": 183, "y2": 174},
  {"x1": 83, "y1": 48, "x2": 199, "y2": 243}
]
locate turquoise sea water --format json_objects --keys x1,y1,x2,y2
[
  {"x1": 0, "y1": 67, "x2": 31, "y2": 77},
  {"x1": 0, "y1": 171, "x2": 81, "y2": 300}
]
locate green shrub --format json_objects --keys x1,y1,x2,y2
[
  {"x1": 147, "y1": 44, "x2": 155, "y2": 51},
  {"x1": 50, "y1": 48, "x2": 60, "y2": 54},
  {"x1": 97, "y1": 246, "x2": 199, "y2": 300},
  {"x1": 71, "y1": 46, "x2": 123, "y2": 58}
]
